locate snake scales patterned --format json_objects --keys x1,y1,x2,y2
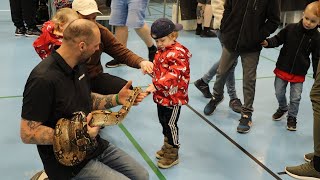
[{"x1": 53, "y1": 87, "x2": 142, "y2": 166}]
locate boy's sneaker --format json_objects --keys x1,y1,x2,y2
[
  {"x1": 304, "y1": 153, "x2": 314, "y2": 162},
  {"x1": 229, "y1": 98, "x2": 242, "y2": 113},
  {"x1": 285, "y1": 161, "x2": 320, "y2": 179},
  {"x1": 15, "y1": 27, "x2": 26, "y2": 36},
  {"x1": 272, "y1": 108, "x2": 288, "y2": 120},
  {"x1": 287, "y1": 116, "x2": 297, "y2": 131},
  {"x1": 204, "y1": 96, "x2": 224, "y2": 115},
  {"x1": 194, "y1": 79, "x2": 211, "y2": 98},
  {"x1": 105, "y1": 59, "x2": 124, "y2": 68},
  {"x1": 237, "y1": 114, "x2": 252, "y2": 133},
  {"x1": 25, "y1": 27, "x2": 41, "y2": 37}
]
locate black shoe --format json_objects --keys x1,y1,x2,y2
[
  {"x1": 204, "y1": 96, "x2": 224, "y2": 115},
  {"x1": 200, "y1": 29, "x2": 217, "y2": 38},
  {"x1": 148, "y1": 46, "x2": 157, "y2": 62},
  {"x1": 15, "y1": 27, "x2": 26, "y2": 36},
  {"x1": 229, "y1": 98, "x2": 242, "y2": 113},
  {"x1": 195, "y1": 27, "x2": 202, "y2": 35},
  {"x1": 105, "y1": 59, "x2": 124, "y2": 68},
  {"x1": 25, "y1": 27, "x2": 41, "y2": 37},
  {"x1": 287, "y1": 116, "x2": 297, "y2": 131},
  {"x1": 194, "y1": 79, "x2": 211, "y2": 98},
  {"x1": 272, "y1": 108, "x2": 287, "y2": 120},
  {"x1": 237, "y1": 114, "x2": 252, "y2": 133}
]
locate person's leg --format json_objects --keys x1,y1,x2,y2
[
  {"x1": 204, "y1": 47, "x2": 239, "y2": 115},
  {"x1": 196, "y1": 1, "x2": 205, "y2": 35},
  {"x1": 272, "y1": 77, "x2": 289, "y2": 120},
  {"x1": 128, "y1": 0, "x2": 156, "y2": 61},
  {"x1": 22, "y1": 0, "x2": 41, "y2": 36},
  {"x1": 236, "y1": 51, "x2": 260, "y2": 133},
  {"x1": 90, "y1": 73, "x2": 130, "y2": 95},
  {"x1": 239, "y1": 51, "x2": 260, "y2": 115},
  {"x1": 9, "y1": 0, "x2": 26, "y2": 35},
  {"x1": 226, "y1": 60, "x2": 242, "y2": 113},
  {"x1": 157, "y1": 104, "x2": 181, "y2": 168},
  {"x1": 310, "y1": 71, "x2": 320, "y2": 171},
  {"x1": 286, "y1": 82, "x2": 303, "y2": 131},
  {"x1": 200, "y1": 0, "x2": 216, "y2": 37},
  {"x1": 73, "y1": 143, "x2": 149, "y2": 180},
  {"x1": 107, "y1": 0, "x2": 129, "y2": 67}
]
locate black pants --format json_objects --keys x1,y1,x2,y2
[
  {"x1": 9, "y1": 0, "x2": 37, "y2": 28},
  {"x1": 157, "y1": 104, "x2": 181, "y2": 148},
  {"x1": 90, "y1": 73, "x2": 130, "y2": 95}
]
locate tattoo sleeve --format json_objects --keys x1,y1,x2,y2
[
  {"x1": 91, "y1": 92, "x2": 116, "y2": 110},
  {"x1": 20, "y1": 119, "x2": 54, "y2": 145}
]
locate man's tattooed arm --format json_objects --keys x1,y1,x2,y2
[
  {"x1": 91, "y1": 92, "x2": 118, "y2": 110},
  {"x1": 20, "y1": 119, "x2": 54, "y2": 145}
]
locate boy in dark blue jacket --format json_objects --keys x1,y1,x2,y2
[{"x1": 261, "y1": 2, "x2": 320, "y2": 131}]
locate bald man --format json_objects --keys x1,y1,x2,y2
[{"x1": 21, "y1": 19, "x2": 149, "y2": 180}]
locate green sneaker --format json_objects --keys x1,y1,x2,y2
[
  {"x1": 305, "y1": 152, "x2": 314, "y2": 162},
  {"x1": 285, "y1": 161, "x2": 320, "y2": 179}
]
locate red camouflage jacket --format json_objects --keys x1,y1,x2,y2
[
  {"x1": 33, "y1": 21, "x2": 62, "y2": 60},
  {"x1": 152, "y1": 41, "x2": 191, "y2": 106}
]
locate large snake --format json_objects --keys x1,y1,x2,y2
[{"x1": 53, "y1": 87, "x2": 142, "y2": 166}]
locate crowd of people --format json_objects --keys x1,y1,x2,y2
[{"x1": 9, "y1": 0, "x2": 320, "y2": 179}]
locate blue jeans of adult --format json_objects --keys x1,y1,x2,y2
[
  {"x1": 212, "y1": 47, "x2": 260, "y2": 115},
  {"x1": 274, "y1": 76, "x2": 303, "y2": 118},
  {"x1": 201, "y1": 30, "x2": 238, "y2": 100},
  {"x1": 72, "y1": 143, "x2": 149, "y2": 180}
]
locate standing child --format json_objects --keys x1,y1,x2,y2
[
  {"x1": 261, "y1": 1, "x2": 320, "y2": 131},
  {"x1": 146, "y1": 18, "x2": 192, "y2": 169},
  {"x1": 33, "y1": 8, "x2": 79, "y2": 60}
]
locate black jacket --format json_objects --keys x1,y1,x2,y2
[
  {"x1": 266, "y1": 20, "x2": 320, "y2": 77},
  {"x1": 220, "y1": 0, "x2": 280, "y2": 53}
]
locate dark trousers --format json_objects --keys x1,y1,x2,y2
[
  {"x1": 90, "y1": 73, "x2": 129, "y2": 95},
  {"x1": 157, "y1": 104, "x2": 181, "y2": 148},
  {"x1": 9, "y1": 0, "x2": 37, "y2": 28},
  {"x1": 310, "y1": 63, "x2": 320, "y2": 159}
]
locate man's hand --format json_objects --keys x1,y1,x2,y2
[
  {"x1": 261, "y1": 40, "x2": 268, "y2": 47},
  {"x1": 86, "y1": 113, "x2": 100, "y2": 138},
  {"x1": 140, "y1": 60, "x2": 153, "y2": 74},
  {"x1": 145, "y1": 84, "x2": 156, "y2": 94},
  {"x1": 118, "y1": 80, "x2": 150, "y2": 105}
]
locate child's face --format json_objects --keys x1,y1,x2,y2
[
  {"x1": 155, "y1": 36, "x2": 175, "y2": 49},
  {"x1": 302, "y1": 10, "x2": 319, "y2": 30}
]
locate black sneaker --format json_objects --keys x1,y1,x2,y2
[
  {"x1": 194, "y1": 79, "x2": 211, "y2": 98},
  {"x1": 229, "y1": 98, "x2": 242, "y2": 113},
  {"x1": 237, "y1": 114, "x2": 252, "y2": 133},
  {"x1": 105, "y1": 59, "x2": 124, "y2": 68},
  {"x1": 195, "y1": 27, "x2": 202, "y2": 35},
  {"x1": 200, "y1": 29, "x2": 217, "y2": 38},
  {"x1": 204, "y1": 96, "x2": 224, "y2": 115},
  {"x1": 15, "y1": 27, "x2": 26, "y2": 36},
  {"x1": 272, "y1": 108, "x2": 288, "y2": 121},
  {"x1": 25, "y1": 27, "x2": 41, "y2": 37},
  {"x1": 287, "y1": 116, "x2": 297, "y2": 131}
]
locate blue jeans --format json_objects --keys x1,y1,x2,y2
[
  {"x1": 72, "y1": 143, "x2": 149, "y2": 180},
  {"x1": 201, "y1": 30, "x2": 238, "y2": 100},
  {"x1": 274, "y1": 76, "x2": 303, "y2": 118},
  {"x1": 109, "y1": 0, "x2": 148, "y2": 28}
]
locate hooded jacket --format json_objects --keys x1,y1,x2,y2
[
  {"x1": 220, "y1": 0, "x2": 280, "y2": 53},
  {"x1": 266, "y1": 20, "x2": 320, "y2": 77}
]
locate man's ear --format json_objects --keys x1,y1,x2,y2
[{"x1": 79, "y1": 41, "x2": 86, "y2": 51}]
